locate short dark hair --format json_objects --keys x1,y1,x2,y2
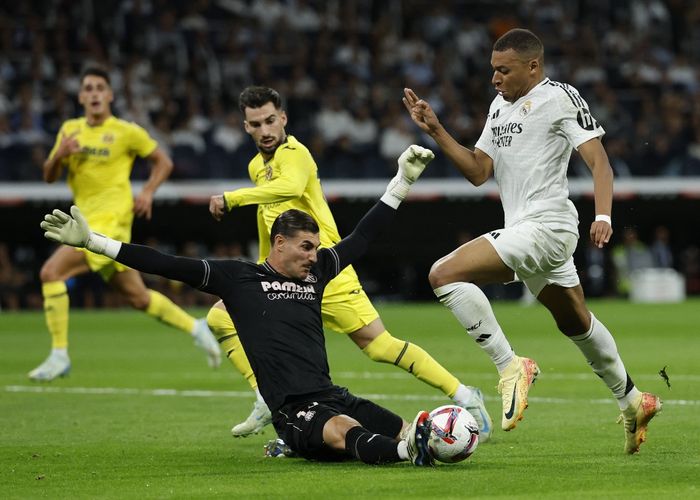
[
  {"x1": 270, "y1": 209, "x2": 319, "y2": 245},
  {"x1": 493, "y1": 29, "x2": 543, "y2": 60},
  {"x1": 80, "y1": 65, "x2": 111, "y2": 86},
  {"x1": 239, "y1": 86, "x2": 283, "y2": 114}
]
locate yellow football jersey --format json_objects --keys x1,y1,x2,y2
[
  {"x1": 49, "y1": 116, "x2": 157, "y2": 222},
  {"x1": 223, "y1": 135, "x2": 363, "y2": 292}
]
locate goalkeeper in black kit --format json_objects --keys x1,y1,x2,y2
[{"x1": 41, "y1": 145, "x2": 440, "y2": 466}]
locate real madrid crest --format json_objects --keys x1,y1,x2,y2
[
  {"x1": 265, "y1": 163, "x2": 273, "y2": 180},
  {"x1": 519, "y1": 100, "x2": 532, "y2": 117}
]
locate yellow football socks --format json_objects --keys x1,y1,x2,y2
[
  {"x1": 206, "y1": 306, "x2": 257, "y2": 389},
  {"x1": 362, "y1": 330, "x2": 460, "y2": 397},
  {"x1": 145, "y1": 290, "x2": 195, "y2": 334},
  {"x1": 42, "y1": 281, "x2": 69, "y2": 349}
]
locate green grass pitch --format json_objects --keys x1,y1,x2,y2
[{"x1": 2, "y1": 300, "x2": 699, "y2": 499}]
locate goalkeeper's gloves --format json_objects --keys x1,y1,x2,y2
[
  {"x1": 381, "y1": 144, "x2": 434, "y2": 209},
  {"x1": 41, "y1": 205, "x2": 111, "y2": 254}
]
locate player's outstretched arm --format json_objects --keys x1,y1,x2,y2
[
  {"x1": 403, "y1": 88, "x2": 493, "y2": 186},
  {"x1": 331, "y1": 145, "x2": 433, "y2": 268},
  {"x1": 41, "y1": 206, "x2": 210, "y2": 290}
]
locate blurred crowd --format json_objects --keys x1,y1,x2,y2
[{"x1": 1, "y1": 0, "x2": 700, "y2": 180}]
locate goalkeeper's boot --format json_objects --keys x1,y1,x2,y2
[
  {"x1": 264, "y1": 438, "x2": 297, "y2": 458},
  {"x1": 28, "y1": 351, "x2": 71, "y2": 382},
  {"x1": 462, "y1": 387, "x2": 493, "y2": 443},
  {"x1": 405, "y1": 410, "x2": 434, "y2": 466},
  {"x1": 497, "y1": 355, "x2": 540, "y2": 431},
  {"x1": 618, "y1": 392, "x2": 662, "y2": 454},
  {"x1": 231, "y1": 400, "x2": 272, "y2": 437},
  {"x1": 192, "y1": 318, "x2": 221, "y2": 369}
]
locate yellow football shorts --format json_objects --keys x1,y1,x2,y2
[
  {"x1": 321, "y1": 272, "x2": 379, "y2": 334},
  {"x1": 78, "y1": 210, "x2": 133, "y2": 281}
]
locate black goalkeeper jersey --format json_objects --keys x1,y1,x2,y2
[
  {"x1": 112, "y1": 200, "x2": 396, "y2": 412},
  {"x1": 199, "y1": 255, "x2": 338, "y2": 411}
]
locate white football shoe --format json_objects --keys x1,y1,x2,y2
[
  {"x1": 618, "y1": 392, "x2": 662, "y2": 454},
  {"x1": 28, "y1": 351, "x2": 71, "y2": 381},
  {"x1": 461, "y1": 387, "x2": 493, "y2": 443},
  {"x1": 231, "y1": 400, "x2": 272, "y2": 437},
  {"x1": 405, "y1": 410, "x2": 435, "y2": 466},
  {"x1": 192, "y1": 318, "x2": 221, "y2": 368}
]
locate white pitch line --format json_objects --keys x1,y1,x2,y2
[
  {"x1": 4, "y1": 385, "x2": 697, "y2": 406},
  {"x1": 334, "y1": 371, "x2": 700, "y2": 382}
]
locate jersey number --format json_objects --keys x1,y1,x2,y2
[{"x1": 576, "y1": 108, "x2": 598, "y2": 131}]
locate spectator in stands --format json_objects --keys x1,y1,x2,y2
[
  {"x1": 612, "y1": 227, "x2": 654, "y2": 296},
  {"x1": 0, "y1": 0, "x2": 697, "y2": 178},
  {"x1": 650, "y1": 225, "x2": 674, "y2": 268}
]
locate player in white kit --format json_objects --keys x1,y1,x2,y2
[{"x1": 403, "y1": 28, "x2": 661, "y2": 454}]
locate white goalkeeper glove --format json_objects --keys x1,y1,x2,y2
[
  {"x1": 41, "y1": 205, "x2": 113, "y2": 255},
  {"x1": 381, "y1": 144, "x2": 434, "y2": 209}
]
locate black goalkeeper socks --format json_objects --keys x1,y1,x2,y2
[{"x1": 345, "y1": 426, "x2": 401, "y2": 464}]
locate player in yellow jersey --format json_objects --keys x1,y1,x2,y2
[
  {"x1": 207, "y1": 86, "x2": 492, "y2": 444},
  {"x1": 29, "y1": 66, "x2": 220, "y2": 381}
]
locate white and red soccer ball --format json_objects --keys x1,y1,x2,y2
[{"x1": 427, "y1": 405, "x2": 479, "y2": 463}]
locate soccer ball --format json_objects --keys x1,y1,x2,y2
[{"x1": 427, "y1": 405, "x2": 479, "y2": 463}]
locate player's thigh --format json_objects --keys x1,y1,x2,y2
[
  {"x1": 342, "y1": 389, "x2": 405, "y2": 439},
  {"x1": 322, "y1": 287, "x2": 379, "y2": 335},
  {"x1": 108, "y1": 269, "x2": 150, "y2": 309},
  {"x1": 429, "y1": 236, "x2": 514, "y2": 288},
  {"x1": 40, "y1": 245, "x2": 91, "y2": 282},
  {"x1": 492, "y1": 223, "x2": 578, "y2": 283},
  {"x1": 537, "y1": 284, "x2": 590, "y2": 336}
]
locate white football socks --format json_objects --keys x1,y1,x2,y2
[
  {"x1": 570, "y1": 312, "x2": 639, "y2": 409},
  {"x1": 434, "y1": 282, "x2": 514, "y2": 373},
  {"x1": 452, "y1": 384, "x2": 476, "y2": 407}
]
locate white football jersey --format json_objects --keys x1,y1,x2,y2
[{"x1": 475, "y1": 77, "x2": 604, "y2": 234}]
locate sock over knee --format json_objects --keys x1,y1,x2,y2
[
  {"x1": 207, "y1": 306, "x2": 257, "y2": 389},
  {"x1": 362, "y1": 330, "x2": 460, "y2": 397},
  {"x1": 345, "y1": 426, "x2": 401, "y2": 464},
  {"x1": 43, "y1": 281, "x2": 69, "y2": 349},
  {"x1": 145, "y1": 290, "x2": 195, "y2": 334},
  {"x1": 434, "y1": 282, "x2": 514, "y2": 373}
]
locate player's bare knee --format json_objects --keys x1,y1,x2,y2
[
  {"x1": 429, "y1": 261, "x2": 454, "y2": 289},
  {"x1": 324, "y1": 415, "x2": 361, "y2": 450},
  {"x1": 39, "y1": 263, "x2": 59, "y2": 283},
  {"x1": 126, "y1": 291, "x2": 150, "y2": 310},
  {"x1": 557, "y1": 317, "x2": 589, "y2": 337}
]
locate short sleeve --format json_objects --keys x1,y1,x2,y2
[
  {"x1": 551, "y1": 84, "x2": 605, "y2": 150},
  {"x1": 48, "y1": 122, "x2": 69, "y2": 161},
  {"x1": 128, "y1": 122, "x2": 158, "y2": 158},
  {"x1": 474, "y1": 110, "x2": 495, "y2": 159}
]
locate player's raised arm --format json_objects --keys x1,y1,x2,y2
[
  {"x1": 329, "y1": 145, "x2": 433, "y2": 270},
  {"x1": 403, "y1": 88, "x2": 493, "y2": 186},
  {"x1": 41, "y1": 205, "x2": 208, "y2": 290}
]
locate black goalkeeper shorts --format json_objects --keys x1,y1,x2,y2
[{"x1": 272, "y1": 385, "x2": 404, "y2": 461}]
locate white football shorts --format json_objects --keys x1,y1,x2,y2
[{"x1": 483, "y1": 220, "x2": 580, "y2": 296}]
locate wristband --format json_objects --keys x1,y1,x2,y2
[
  {"x1": 85, "y1": 232, "x2": 122, "y2": 258},
  {"x1": 595, "y1": 214, "x2": 611, "y2": 225}
]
